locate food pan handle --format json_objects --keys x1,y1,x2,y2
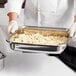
[{"x1": 9, "y1": 43, "x2": 67, "y2": 54}]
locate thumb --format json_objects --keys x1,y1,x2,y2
[
  {"x1": 11, "y1": 24, "x2": 18, "y2": 34},
  {"x1": 69, "y1": 29, "x2": 75, "y2": 37}
]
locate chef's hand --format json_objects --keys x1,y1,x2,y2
[
  {"x1": 8, "y1": 20, "x2": 18, "y2": 34},
  {"x1": 69, "y1": 22, "x2": 76, "y2": 37},
  {"x1": 8, "y1": 20, "x2": 25, "y2": 35}
]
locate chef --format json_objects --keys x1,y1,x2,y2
[
  {"x1": 6, "y1": 0, "x2": 76, "y2": 36},
  {"x1": 5, "y1": 0, "x2": 76, "y2": 72}
]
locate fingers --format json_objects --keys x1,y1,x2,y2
[
  {"x1": 8, "y1": 24, "x2": 13, "y2": 34},
  {"x1": 74, "y1": 32, "x2": 76, "y2": 38},
  {"x1": 69, "y1": 23, "x2": 76, "y2": 37},
  {"x1": 69, "y1": 29, "x2": 75, "y2": 37},
  {"x1": 11, "y1": 24, "x2": 18, "y2": 33},
  {"x1": 8, "y1": 20, "x2": 18, "y2": 35}
]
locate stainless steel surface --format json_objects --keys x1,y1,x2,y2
[
  {"x1": 9, "y1": 43, "x2": 67, "y2": 54},
  {"x1": 0, "y1": 52, "x2": 6, "y2": 70},
  {"x1": 25, "y1": 26, "x2": 69, "y2": 31}
]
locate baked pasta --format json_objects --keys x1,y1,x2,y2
[{"x1": 10, "y1": 28, "x2": 69, "y2": 46}]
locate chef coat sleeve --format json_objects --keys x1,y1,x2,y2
[
  {"x1": 5, "y1": 0, "x2": 24, "y2": 15},
  {"x1": 74, "y1": 0, "x2": 76, "y2": 15}
]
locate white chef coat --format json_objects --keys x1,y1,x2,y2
[
  {"x1": 0, "y1": 0, "x2": 75, "y2": 74},
  {"x1": 6, "y1": 0, "x2": 76, "y2": 29}
]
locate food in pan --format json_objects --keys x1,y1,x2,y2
[{"x1": 10, "y1": 28, "x2": 69, "y2": 46}]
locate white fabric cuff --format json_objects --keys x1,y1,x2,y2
[{"x1": 5, "y1": 0, "x2": 24, "y2": 15}]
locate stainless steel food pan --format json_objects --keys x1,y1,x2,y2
[{"x1": 7, "y1": 26, "x2": 69, "y2": 54}]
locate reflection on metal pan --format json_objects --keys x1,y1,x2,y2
[{"x1": 6, "y1": 27, "x2": 69, "y2": 54}]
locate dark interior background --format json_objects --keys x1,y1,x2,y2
[{"x1": 0, "y1": 0, "x2": 25, "y2": 8}]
